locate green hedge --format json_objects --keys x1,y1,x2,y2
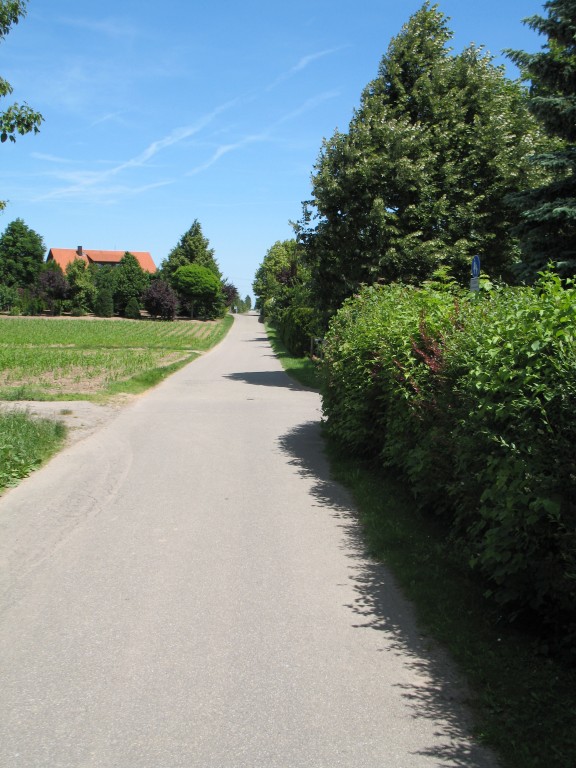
[{"x1": 321, "y1": 272, "x2": 576, "y2": 652}]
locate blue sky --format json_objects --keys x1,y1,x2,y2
[{"x1": 1, "y1": 0, "x2": 546, "y2": 300}]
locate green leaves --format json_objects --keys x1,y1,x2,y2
[
  {"x1": 321, "y1": 270, "x2": 576, "y2": 650},
  {"x1": 299, "y1": 3, "x2": 546, "y2": 316}
]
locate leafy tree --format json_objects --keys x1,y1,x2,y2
[
  {"x1": 38, "y1": 261, "x2": 68, "y2": 315},
  {"x1": 65, "y1": 257, "x2": 97, "y2": 314},
  {"x1": 0, "y1": 217, "x2": 45, "y2": 288},
  {"x1": 173, "y1": 263, "x2": 222, "y2": 319},
  {"x1": 94, "y1": 286, "x2": 113, "y2": 318},
  {"x1": 506, "y1": 0, "x2": 576, "y2": 280},
  {"x1": 253, "y1": 238, "x2": 321, "y2": 355},
  {"x1": 221, "y1": 279, "x2": 239, "y2": 310},
  {"x1": 160, "y1": 219, "x2": 221, "y2": 283},
  {"x1": 111, "y1": 252, "x2": 150, "y2": 315},
  {"x1": 253, "y1": 239, "x2": 300, "y2": 316},
  {"x1": 0, "y1": 1, "x2": 43, "y2": 210},
  {"x1": 298, "y1": 2, "x2": 548, "y2": 317},
  {"x1": 143, "y1": 278, "x2": 178, "y2": 320}
]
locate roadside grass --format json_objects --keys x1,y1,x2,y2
[
  {"x1": 264, "y1": 323, "x2": 320, "y2": 389},
  {"x1": 268, "y1": 328, "x2": 576, "y2": 768},
  {"x1": 0, "y1": 315, "x2": 233, "y2": 400},
  {"x1": 0, "y1": 411, "x2": 66, "y2": 492}
]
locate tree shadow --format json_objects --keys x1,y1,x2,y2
[
  {"x1": 277, "y1": 420, "x2": 498, "y2": 768},
  {"x1": 223, "y1": 371, "x2": 304, "y2": 390}
]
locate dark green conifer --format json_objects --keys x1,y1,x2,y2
[{"x1": 506, "y1": 0, "x2": 576, "y2": 280}]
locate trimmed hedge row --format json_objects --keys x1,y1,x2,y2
[{"x1": 321, "y1": 272, "x2": 576, "y2": 651}]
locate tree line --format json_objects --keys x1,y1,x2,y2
[
  {"x1": 0, "y1": 2, "x2": 252, "y2": 321},
  {"x1": 253, "y1": 0, "x2": 576, "y2": 351},
  {"x1": 0, "y1": 218, "x2": 252, "y2": 320}
]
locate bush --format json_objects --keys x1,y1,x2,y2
[
  {"x1": 321, "y1": 272, "x2": 576, "y2": 653},
  {"x1": 143, "y1": 279, "x2": 178, "y2": 320},
  {"x1": 94, "y1": 287, "x2": 114, "y2": 318},
  {"x1": 124, "y1": 297, "x2": 141, "y2": 319}
]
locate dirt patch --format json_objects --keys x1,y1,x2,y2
[{"x1": 0, "y1": 396, "x2": 136, "y2": 448}]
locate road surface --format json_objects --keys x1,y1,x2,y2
[{"x1": 0, "y1": 314, "x2": 498, "y2": 767}]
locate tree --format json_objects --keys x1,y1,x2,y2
[
  {"x1": 0, "y1": 217, "x2": 45, "y2": 287},
  {"x1": 94, "y1": 286, "x2": 114, "y2": 318},
  {"x1": 143, "y1": 278, "x2": 178, "y2": 320},
  {"x1": 221, "y1": 279, "x2": 239, "y2": 310},
  {"x1": 38, "y1": 261, "x2": 68, "y2": 315},
  {"x1": 505, "y1": 0, "x2": 576, "y2": 280},
  {"x1": 298, "y1": 2, "x2": 548, "y2": 317},
  {"x1": 160, "y1": 220, "x2": 221, "y2": 283},
  {"x1": 65, "y1": 258, "x2": 97, "y2": 314},
  {"x1": 111, "y1": 252, "x2": 150, "y2": 315},
  {"x1": 173, "y1": 263, "x2": 222, "y2": 319},
  {"x1": 252, "y1": 239, "x2": 300, "y2": 317},
  {"x1": 0, "y1": 1, "x2": 43, "y2": 210}
]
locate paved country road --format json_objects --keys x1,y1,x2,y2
[{"x1": 0, "y1": 314, "x2": 498, "y2": 768}]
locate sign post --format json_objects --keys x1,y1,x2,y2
[{"x1": 470, "y1": 255, "x2": 481, "y2": 292}]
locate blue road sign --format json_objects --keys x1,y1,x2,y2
[{"x1": 471, "y1": 255, "x2": 481, "y2": 278}]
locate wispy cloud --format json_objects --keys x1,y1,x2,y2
[
  {"x1": 35, "y1": 100, "x2": 238, "y2": 202},
  {"x1": 59, "y1": 16, "x2": 141, "y2": 39},
  {"x1": 186, "y1": 91, "x2": 339, "y2": 176},
  {"x1": 187, "y1": 134, "x2": 269, "y2": 176},
  {"x1": 31, "y1": 153, "x2": 77, "y2": 165},
  {"x1": 266, "y1": 45, "x2": 349, "y2": 90}
]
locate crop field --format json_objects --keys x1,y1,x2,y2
[{"x1": 0, "y1": 315, "x2": 233, "y2": 399}]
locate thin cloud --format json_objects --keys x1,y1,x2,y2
[
  {"x1": 35, "y1": 100, "x2": 238, "y2": 202},
  {"x1": 31, "y1": 153, "x2": 77, "y2": 165},
  {"x1": 187, "y1": 134, "x2": 269, "y2": 176},
  {"x1": 267, "y1": 45, "x2": 349, "y2": 90},
  {"x1": 59, "y1": 16, "x2": 141, "y2": 39},
  {"x1": 186, "y1": 91, "x2": 339, "y2": 176}
]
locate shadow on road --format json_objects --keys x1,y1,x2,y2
[
  {"x1": 223, "y1": 371, "x2": 304, "y2": 390},
  {"x1": 277, "y1": 420, "x2": 497, "y2": 768}
]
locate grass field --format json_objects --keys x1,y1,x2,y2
[{"x1": 0, "y1": 315, "x2": 233, "y2": 400}]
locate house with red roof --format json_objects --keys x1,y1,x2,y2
[{"x1": 47, "y1": 246, "x2": 157, "y2": 274}]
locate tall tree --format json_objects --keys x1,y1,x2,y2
[
  {"x1": 506, "y1": 0, "x2": 576, "y2": 280},
  {"x1": 160, "y1": 220, "x2": 221, "y2": 283},
  {"x1": 252, "y1": 239, "x2": 300, "y2": 316},
  {"x1": 0, "y1": 1, "x2": 43, "y2": 210},
  {"x1": 0, "y1": 217, "x2": 44, "y2": 287},
  {"x1": 298, "y1": 2, "x2": 547, "y2": 317},
  {"x1": 111, "y1": 252, "x2": 150, "y2": 315}
]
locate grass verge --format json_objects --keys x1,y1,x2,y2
[
  {"x1": 268, "y1": 328, "x2": 576, "y2": 768},
  {"x1": 264, "y1": 323, "x2": 320, "y2": 390},
  {"x1": 0, "y1": 411, "x2": 66, "y2": 492}
]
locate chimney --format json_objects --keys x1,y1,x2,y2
[{"x1": 77, "y1": 246, "x2": 83, "y2": 256}]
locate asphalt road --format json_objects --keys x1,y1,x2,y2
[{"x1": 0, "y1": 314, "x2": 498, "y2": 768}]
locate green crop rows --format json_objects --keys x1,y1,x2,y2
[{"x1": 0, "y1": 315, "x2": 232, "y2": 399}]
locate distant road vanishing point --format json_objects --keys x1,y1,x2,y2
[{"x1": 0, "y1": 313, "x2": 498, "y2": 768}]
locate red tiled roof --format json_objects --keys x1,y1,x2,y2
[{"x1": 47, "y1": 248, "x2": 157, "y2": 274}]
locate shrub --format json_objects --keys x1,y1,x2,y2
[
  {"x1": 94, "y1": 287, "x2": 114, "y2": 318},
  {"x1": 124, "y1": 297, "x2": 141, "y2": 319},
  {"x1": 143, "y1": 279, "x2": 178, "y2": 320},
  {"x1": 321, "y1": 272, "x2": 576, "y2": 652}
]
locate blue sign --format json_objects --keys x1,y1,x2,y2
[{"x1": 471, "y1": 255, "x2": 481, "y2": 278}]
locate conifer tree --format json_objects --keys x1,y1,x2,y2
[
  {"x1": 506, "y1": 0, "x2": 576, "y2": 280},
  {"x1": 160, "y1": 220, "x2": 221, "y2": 283}
]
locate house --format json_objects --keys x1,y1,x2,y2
[{"x1": 46, "y1": 246, "x2": 157, "y2": 274}]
